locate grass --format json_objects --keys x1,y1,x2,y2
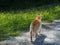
[{"x1": 0, "y1": 4, "x2": 60, "y2": 41}]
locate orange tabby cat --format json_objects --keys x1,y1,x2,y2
[{"x1": 30, "y1": 15, "x2": 42, "y2": 41}]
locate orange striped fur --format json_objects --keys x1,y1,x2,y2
[{"x1": 30, "y1": 15, "x2": 42, "y2": 41}]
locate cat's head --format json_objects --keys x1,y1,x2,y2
[{"x1": 36, "y1": 14, "x2": 42, "y2": 20}]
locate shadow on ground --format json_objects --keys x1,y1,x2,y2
[{"x1": 32, "y1": 34, "x2": 46, "y2": 45}]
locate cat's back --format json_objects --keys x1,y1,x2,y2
[{"x1": 32, "y1": 20, "x2": 40, "y2": 27}]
